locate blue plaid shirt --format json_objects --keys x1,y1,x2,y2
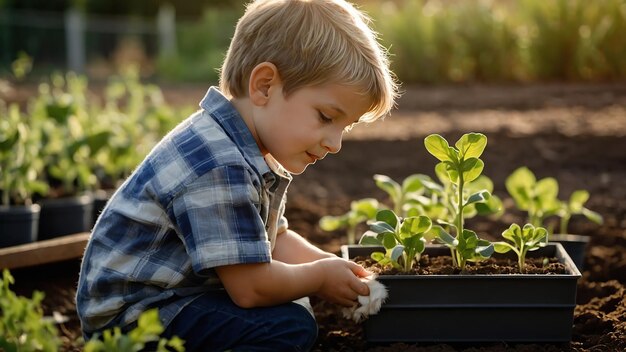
[{"x1": 76, "y1": 87, "x2": 292, "y2": 334}]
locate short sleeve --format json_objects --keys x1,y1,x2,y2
[{"x1": 171, "y1": 165, "x2": 272, "y2": 275}]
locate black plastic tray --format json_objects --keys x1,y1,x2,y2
[{"x1": 342, "y1": 243, "x2": 581, "y2": 342}]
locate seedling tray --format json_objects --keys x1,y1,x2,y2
[{"x1": 342, "y1": 243, "x2": 581, "y2": 343}]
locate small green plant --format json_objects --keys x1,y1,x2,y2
[
  {"x1": 372, "y1": 174, "x2": 434, "y2": 216},
  {"x1": 84, "y1": 309, "x2": 185, "y2": 352},
  {"x1": 31, "y1": 73, "x2": 110, "y2": 196},
  {"x1": 319, "y1": 198, "x2": 380, "y2": 245},
  {"x1": 505, "y1": 166, "x2": 603, "y2": 233},
  {"x1": 505, "y1": 166, "x2": 560, "y2": 227},
  {"x1": 493, "y1": 223, "x2": 549, "y2": 273},
  {"x1": 557, "y1": 190, "x2": 603, "y2": 234},
  {"x1": 0, "y1": 103, "x2": 48, "y2": 206},
  {"x1": 423, "y1": 133, "x2": 495, "y2": 269},
  {"x1": 359, "y1": 209, "x2": 432, "y2": 273},
  {"x1": 0, "y1": 269, "x2": 61, "y2": 352}
]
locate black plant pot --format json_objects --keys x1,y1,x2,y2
[
  {"x1": 38, "y1": 194, "x2": 94, "y2": 240},
  {"x1": 0, "y1": 204, "x2": 40, "y2": 248},
  {"x1": 342, "y1": 243, "x2": 581, "y2": 343},
  {"x1": 549, "y1": 234, "x2": 590, "y2": 271}
]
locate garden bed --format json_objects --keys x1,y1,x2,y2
[{"x1": 8, "y1": 83, "x2": 626, "y2": 351}]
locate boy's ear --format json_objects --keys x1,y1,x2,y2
[{"x1": 249, "y1": 62, "x2": 281, "y2": 106}]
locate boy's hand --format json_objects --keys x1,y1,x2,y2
[{"x1": 314, "y1": 258, "x2": 371, "y2": 307}]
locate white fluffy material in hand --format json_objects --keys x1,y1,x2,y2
[{"x1": 341, "y1": 275, "x2": 388, "y2": 323}]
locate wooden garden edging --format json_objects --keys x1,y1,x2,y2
[{"x1": 0, "y1": 232, "x2": 90, "y2": 270}]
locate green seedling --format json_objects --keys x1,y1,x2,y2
[
  {"x1": 373, "y1": 172, "x2": 501, "y2": 230},
  {"x1": 506, "y1": 166, "x2": 603, "y2": 233},
  {"x1": 505, "y1": 166, "x2": 560, "y2": 227},
  {"x1": 494, "y1": 223, "x2": 549, "y2": 273},
  {"x1": 557, "y1": 190, "x2": 603, "y2": 234},
  {"x1": 0, "y1": 269, "x2": 61, "y2": 352},
  {"x1": 84, "y1": 309, "x2": 185, "y2": 352},
  {"x1": 360, "y1": 209, "x2": 432, "y2": 273},
  {"x1": 319, "y1": 198, "x2": 380, "y2": 244},
  {"x1": 0, "y1": 103, "x2": 49, "y2": 206},
  {"x1": 372, "y1": 173, "x2": 441, "y2": 216},
  {"x1": 423, "y1": 133, "x2": 495, "y2": 269},
  {"x1": 429, "y1": 164, "x2": 503, "y2": 231}
]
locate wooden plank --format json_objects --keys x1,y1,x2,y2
[{"x1": 0, "y1": 232, "x2": 90, "y2": 270}]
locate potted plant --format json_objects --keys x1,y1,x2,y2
[
  {"x1": 0, "y1": 103, "x2": 48, "y2": 247},
  {"x1": 31, "y1": 73, "x2": 107, "y2": 239},
  {"x1": 505, "y1": 166, "x2": 603, "y2": 270},
  {"x1": 340, "y1": 133, "x2": 581, "y2": 343}
]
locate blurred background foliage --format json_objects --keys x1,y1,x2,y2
[
  {"x1": 0, "y1": 0, "x2": 625, "y2": 214},
  {"x1": 0, "y1": 0, "x2": 625, "y2": 85}
]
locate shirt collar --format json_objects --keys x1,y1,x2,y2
[{"x1": 199, "y1": 87, "x2": 292, "y2": 184}]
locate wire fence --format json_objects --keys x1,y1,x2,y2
[{"x1": 0, "y1": 6, "x2": 175, "y2": 74}]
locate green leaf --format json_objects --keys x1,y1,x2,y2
[
  {"x1": 455, "y1": 133, "x2": 487, "y2": 159},
  {"x1": 530, "y1": 226, "x2": 549, "y2": 246},
  {"x1": 434, "y1": 162, "x2": 450, "y2": 185},
  {"x1": 86, "y1": 130, "x2": 112, "y2": 157},
  {"x1": 0, "y1": 130, "x2": 19, "y2": 152},
  {"x1": 374, "y1": 174, "x2": 401, "y2": 205},
  {"x1": 432, "y1": 225, "x2": 457, "y2": 246},
  {"x1": 460, "y1": 158, "x2": 484, "y2": 183},
  {"x1": 382, "y1": 232, "x2": 397, "y2": 249},
  {"x1": 444, "y1": 161, "x2": 459, "y2": 184},
  {"x1": 417, "y1": 175, "x2": 444, "y2": 193},
  {"x1": 400, "y1": 215, "x2": 432, "y2": 237},
  {"x1": 475, "y1": 194, "x2": 503, "y2": 216},
  {"x1": 370, "y1": 221, "x2": 395, "y2": 234},
  {"x1": 493, "y1": 242, "x2": 514, "y2": 253},
  {"x1": 466, "y1": 190, "x2": 490, "y2": 206},
  {"x1": 390, "y1": 245, "x2": 405, "y2": 263},
  {"x1": 475, "y1": 241, "x2": 495, "y2": 258},
  {"x1": 376, "y1": 209, "x2": 399, "y2": 229},
  {"x1": 569, "y1": 190, "x2": 589, "y2": 212},
  {"x1": 45, "y1": 102, "x2": 74, "y2": 124},
  {"x1": 505, "y1": 167, "x2": 536, "y2": 209},
  {"x1": 401, "y1": 174, "x2": 425, "y2": 194},
  {"x1": 319, "y1": 215, "x2": 348, "y2": 231},
  {"x1": 351, "y1": 198, "x2": 379, "y2": 219},
  {"x1": 371, "y1": 252, "x2": 385, "y2": 262},
  {"x1": 359, "y1": 231, "x2": 383, "y2": 245},
  {"x1": 404, "y1": 236, "x2": 426, "y2": 254},
  {"x1": 424, "y1": 134, "x2": 454, "y2": 162},
  {"x1": 466, "y1": 175, "x2": 494, "y2": 193},
  {"x1": 536, "y1": 177, "x2": 559, "y2": 205},
  {"x1": 581, "y1": 208, "x2": 603, "y2": 225},
  {"x1": 502, "y1": 223, "x2": 523, "y2": 247}
]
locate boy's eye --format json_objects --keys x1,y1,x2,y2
[{"x1": 318, "y1": 111, "x2": 333, "y2": 124}]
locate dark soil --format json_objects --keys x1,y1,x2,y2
[
  {"x1": 8, "y1": 83, "x2": 626, "y2": 351},
  {"x1": 353, "y1": 255, "x2": 569, "y2": 276}
]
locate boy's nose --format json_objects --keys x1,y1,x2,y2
[{"x1": 322, "y1": 130, "x2": 342, "y2": 154}]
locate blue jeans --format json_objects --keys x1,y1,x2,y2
[{"x1": 159, "y1": 290, "x2": 318, "y2": 352}]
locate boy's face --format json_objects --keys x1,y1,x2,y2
[{"x1": 253, "y1": 83, "x2": 372, "y2": 175}]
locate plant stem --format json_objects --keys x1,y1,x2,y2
[
  {"x1": 449, "y1": 247, "x2": 458, "y2": 267},
  {"x1": 559, "y1": 214, "x2": 570, "y2": 234},
  {"x1": 404, "y1": 248, "x2": 414, "y2": 272},
  {"x1": 347, "y1": 226, "x2": 356, "y2": 245},
  {"x1": 455, "y1": 169, "x2": 465, "y2": 269},
  {"x1": 518, "y1": 253, "x2": 524, "y2": 273}
]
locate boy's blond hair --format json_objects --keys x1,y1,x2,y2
[{"x1": 219, "y1": 0, "x2": 399, "y2": 122}]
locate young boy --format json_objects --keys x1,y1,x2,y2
[{"x1": 76, "y1": 0, "x2": 398, "y2": 350}]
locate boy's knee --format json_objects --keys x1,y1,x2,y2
[{"x1": 267, "y1": 303, "x2": 318, "y2": 351}]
